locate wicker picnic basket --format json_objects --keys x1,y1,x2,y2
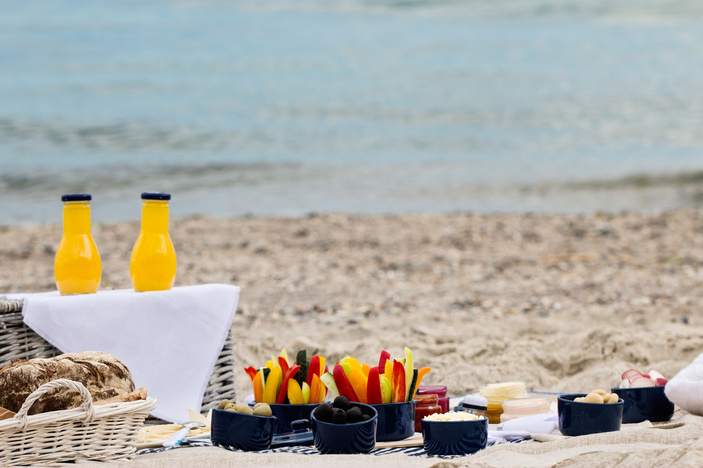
[
  {"x1": 0, "y1": 379, "x2": 157, "y2": 466},
  {"x1": 0, "y1": 297, "x2": 236, "y2": 415}
]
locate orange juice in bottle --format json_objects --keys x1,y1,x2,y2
[
  {"x1": 54, "y1": 193, "x2": 102, "y2": 295},
  {"x1": 130, "y1": 192, "x2": 177, "y2": 291}
]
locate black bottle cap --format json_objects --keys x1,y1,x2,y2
[
  {"x1": 61, "y1": 193, "x2": 92, "y2": 202},
  {"x1": 141, "y1": 192, "x2": 171, "y2": 200}
]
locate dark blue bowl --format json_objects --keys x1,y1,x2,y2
[
  {"x1": 211, "y1": 409, "x2": 276, "y2": 451},
  {"x1": 267, "y1": 403, "x2": 319, "y2": 434},
  {"x1": 372, "y1": 401, "x2": 416, "y2": 442},
  {"x1": 558, "y1": 394, "x2": 623, "y2": 436},
  {"x1": 421, "y1": 417, "x2": 488, "y2": 456},
  {"x1": 311, "y1": 402, "x2": 378, "y2": 454},
  {"x1": 611, "y1": 386, "x2": 675, "y2": 423}
]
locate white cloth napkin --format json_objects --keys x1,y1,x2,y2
[
  {"x1": 7, "y1": 284, "x2": 239, "y2": 423},
  {"x1": 665, "y1": 352, "x2": 703, "y2": 416}
]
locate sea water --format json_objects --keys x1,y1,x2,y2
[{"x1": 2, "y1": 0, "x2": 703, "y2": 225}]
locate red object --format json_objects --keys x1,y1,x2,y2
[
  {"x1": 366, "y1": 367, "x2": 382, "y2": 404},
  {"x1": 307, "y1": 355, "x2": 321, "y2": 387},
  {"x1": 416, "y1": 385, "x2": 447, "y2": 398},
  {"x1": 276, "y1": 364, "x2": 300, "y2": 404},
  {"x1": 414, "y1": 394, "x2": 442, "y2": 432},
  {"x1": 378, "y1": 350, "x2": 391, "y2": 374},
  {"x1": 277, "y1": 357, "x2": 290, "y2": 375},
  {"x1": 392, "y1": 360, "x2": 406, "y2": 403},
  {"x1": 333, "y1": 362, "x2": 359, "y2": 402},
  {"x1": 244, "y1": 367, "x2": 258, "y2": 383}
]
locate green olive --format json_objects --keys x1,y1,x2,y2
[
  {"x1": 253, "y1": 403, "x2": 272, "y2": 417},
  {"x1": 217, "y1": 399, "x2": 232, "y2": 410}
]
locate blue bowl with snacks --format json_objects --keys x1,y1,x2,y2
[
  {"x1": 265, "y1": 403, "x2": 320, "y2": 435},
  {"x1": 421, "y1": 413, "x2": 489, "y2": 456},
  {"x1": 558, "y1": 393, "x2": 623, "y2": 437},
  {"x1": 371, "y1": 401, "x2": 416, "y2": 442},
  {"x1": 311, "y1": 402, "x2": 378, "y2": 454},
  {"x1": 611, "y1": 386, "x2": 675, "y2": 423},
  {"x1": 211, "y1": 409, "x2": 276, "y2": 451}
]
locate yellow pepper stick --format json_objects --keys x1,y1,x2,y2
[
  {"x1": 263, "y1": 366, "x2": 282, "y2": 403},
  {"x1": 280, "y1": 348, "x2": 290, "y2": 366},
  {"x1": 287, "y1": 379, "x2": 304, "y2": 404},
  {"x1": 341, "y1": 356, "x2": 363, "y2": 373},
  {"x1": 265, "y1": 361, "x2": 274, "y2": 370},
  {"x1": 348, "y1": 368, "x2": 368, "y2": 403},
  {"x1": 318, "y1": 356, "x2": 326, "y2": 376},
  {"x1": 362, "y1": 363, "x2": 371, "y2": 377},
  {"x1": 384, "y1": 360, "x2": 393, "y2": 378},
  {"x1": 404, "y1": 347, "x2": 413, "y2": 402},
  {"x1": 253, "y1": 371, "x2": 264, "y2": 403}
]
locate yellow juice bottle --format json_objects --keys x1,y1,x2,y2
[
  {"x1": 130, "y1": 192, "x2": 177, "y2": 292},
  {"x1": 54, "y1": 193, "x2": 102, "y2": 295}
]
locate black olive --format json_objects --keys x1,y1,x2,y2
[
  {"x1": 330, "y1": 407, "x2": 347, "y2": 424},
  {"x1": 313, "y1": 402, "x2": 334, "y2": 422},
  {"x1": 346, "y1": 406, "x2": 363, "y2": 423},
  {"x1": 333, "y1": 396, "x2": 351, "y2": 411}
]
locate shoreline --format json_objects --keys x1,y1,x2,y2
[{"x1": 2, "y1": 209, "x2": 703, "y2": 403}]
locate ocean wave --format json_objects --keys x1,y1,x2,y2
[{"x1": 215, "y1": 0, "x2": 703, "y2": 20}]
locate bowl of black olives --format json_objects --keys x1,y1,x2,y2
[{"x1": 310, "y1": 396, "x2": 378, "y2": 454}]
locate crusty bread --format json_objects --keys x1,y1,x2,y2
[{"x1": 0, "y1": 351, "x2": 135, "y2": 414}]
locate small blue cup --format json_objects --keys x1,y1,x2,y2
[
  {"x1": 311, "y1": 402, "x2": 378, "y2": 454},
  {"x1": 267, "y1": 403, "x2": 319, "y2": 434},
  {"x1": 611, "y1": 386, "x2": 675, "y2": 423},
  {"x1": 558, "y1": 393, "x2": 623, "y2": 436},
  {"x1": 421, "y1": 417, "x2": 488, "y2": 456},
  {"x1": 211, "y1": 409, "x2": 276, "y2": 451},
  {"x1": 372, "y1": 401, "x2": 416, "y2": 442}
]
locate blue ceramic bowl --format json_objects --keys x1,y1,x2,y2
[
  {"x1": 267, "y1": 403, "x2": 319, "y2": 434},
  {"x1": 558, "y1": 394, "x2": 624, "y2": 436},
  {"x1": 611, "y1": 386, "x2": 675, "y2": 423},
  {"x1": 372, "y1": 401, "x2": 416, "y2": 442},
  {"x1": 211, "y1": 409, "x2": 276, "y2": 451},
  {"x1": 421, "y1": 417, "x2": 488, "y2": 456},
  {"x1": 311, "y1": 402, "x2": 378, "y2": 454}
]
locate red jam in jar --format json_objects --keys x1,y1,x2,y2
[
  {"x1": 417, "y1": 385, "x2": 449, "y2": 413},
  {"x1": 414, "y1": 393, "x2": 442, "y2": 432}
]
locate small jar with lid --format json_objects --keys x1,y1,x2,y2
[
  {"x1": 462, "y1": 393, "x2": 488, "y2": 419},
  {"x1": 416, "y1": 385, "x2": 449, "y2": 413},
  {"x1": 414, "y1": 394, "x2": 442, "y2": 432}
]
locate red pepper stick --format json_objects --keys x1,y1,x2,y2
[
  {"x1": 333, "y1": 362, "x2": 359, "y2": 402},
  {"x1": 277, "y1": 356, "x2": 290, "y2": 375},
  {"x1": 392, "y1": 360, "x2": 406, "y2": 403},
  {"x1": 307, "y1": 355, "x2": 321, "y2": 387},
  {"x1": 378, "y1": 350, "x2": 391, "y2": 374},
  {"x1": 366, "y1": 366, "x2": 382, "y2": 404},
  {"x1": 276, "y1": 364, "x2": 301, "y2": 404},
  {"x1": 244, "y1": 367, "x2": 258, "y2": 383}
]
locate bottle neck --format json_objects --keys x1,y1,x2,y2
[
  {"x1": 62, "y1": 202, "x2": 92, "y2": 234},
  {"x1": 141, "y1": 200, "x2": 170, "y2": 232}
]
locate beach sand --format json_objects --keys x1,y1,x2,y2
[{"x1": 2, "y1": 209, "x2": 703, "y2": 466}]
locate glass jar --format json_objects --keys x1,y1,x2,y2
[
  {"x1": 416, "y1": 384, "x2": 449, "y2": 413},
  {"x1": 414, "y1": 393, "x2": 442, "y2": 432}
]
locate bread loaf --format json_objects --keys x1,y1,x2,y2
[{"x1": 0, "y1": 351, "x2": 135, "y2": 414}]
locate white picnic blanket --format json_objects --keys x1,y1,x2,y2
[{"x1": 7, "y1": 284, "x2": 239, "y2": 423}]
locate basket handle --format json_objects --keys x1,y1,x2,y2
[{"x1": 14, "y1": 379, "x2": 96, "y2": 431}]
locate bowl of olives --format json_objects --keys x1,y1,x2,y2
[
  {"x1": 211, "y1": 401, "x2": 276, "y2": 451},
  {"x1": 311, "y1": 397, "x2": 378, "y2": 454}
]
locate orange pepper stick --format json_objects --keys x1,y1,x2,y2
[
  {"x1": 253, "y1": 371, "x2": 264, "y2": 403},
  {"x1": 411, "y1": 367, "x2": 432, "y2": 400}
]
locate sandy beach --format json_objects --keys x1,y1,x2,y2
[{"x1": 2, "y1": 209, "x2": 703, "y2": 466}]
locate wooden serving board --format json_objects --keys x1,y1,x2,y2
[{"x1": 374, "y1": 432, "x2": 424, "y2": 448}]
